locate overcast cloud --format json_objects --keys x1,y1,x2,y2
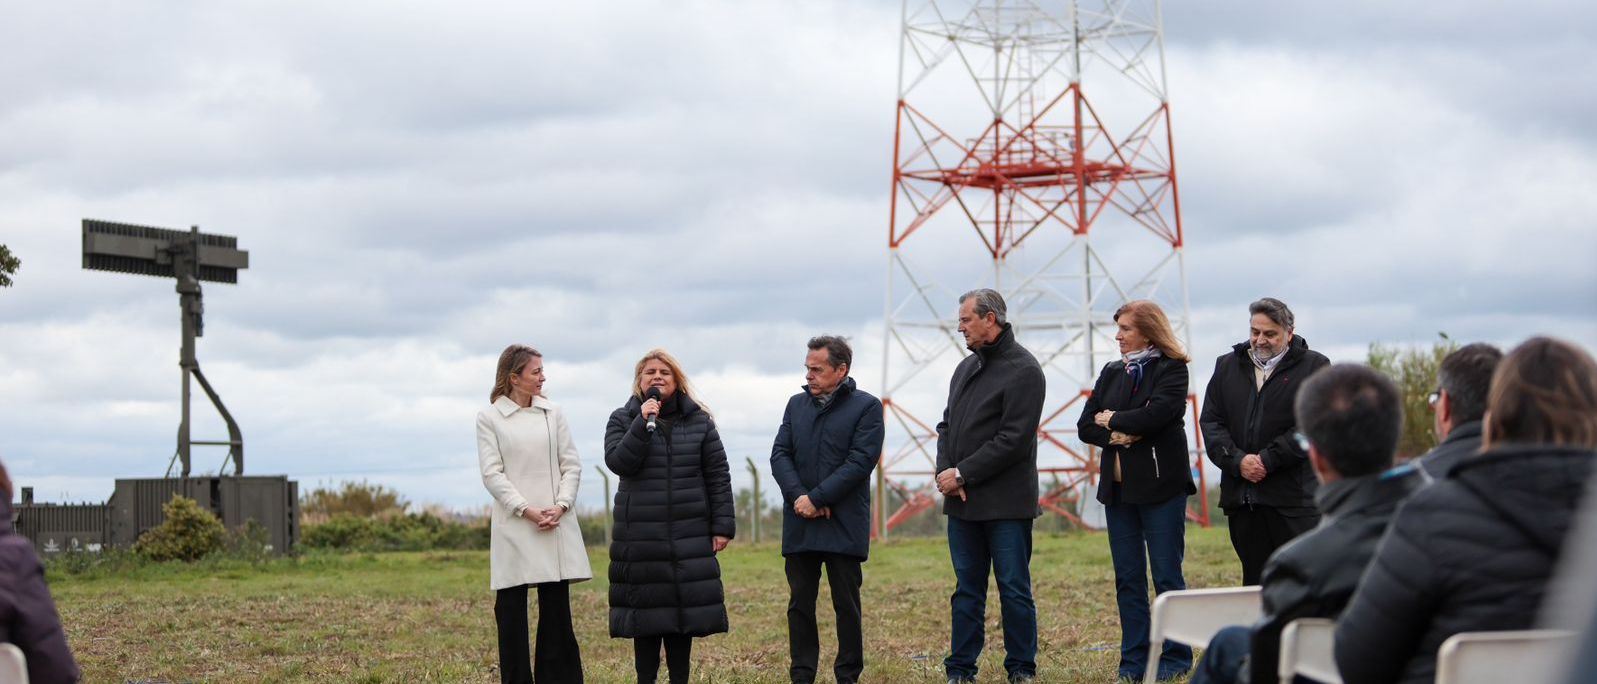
[{"x1": 2, "y1": 1, "x2": 1593, "y2": 514}]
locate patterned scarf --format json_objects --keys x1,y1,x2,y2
[{"x1": 1123, "y1": 346, "x2": 1161, "y2": 392}]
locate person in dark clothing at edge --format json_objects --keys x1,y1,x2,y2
[
  {"x1": 604, "y1": 349, "x2": 736, "y2": 684},
  {"x1": 0, "y1": 461, "x2": 81, "y2": 684},
  {"x1": 1415, "y1": 343, "x2": 1502, "y2": 480},
  {"x1": 933, "y1": 289, "x2": 1047, "y2": 684},
  {"x1": 769, "y1": 335, "x2": 884, "y2": 684},
  {"x1": 1187, "y1": 364, "x2": 1423, "y2": 684},
  {"x1": 1200, "y1": 297, "x2": 1330, "y2": 584},
  {"x1": 1075, "y1": 300, "x2": 1198, "y2": 682},
  {"x1": 1335, "y1": 336, "x2": 1597, "y2": 684}
]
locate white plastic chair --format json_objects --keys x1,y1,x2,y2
[
  {"x1": 1435, "y1": 629, "x2": 1574, "y2": 684},
  {"x1": 1278, "y1": 617, "x2": 1340, "y2": 684},
  {"x1": 1143, "y1": 586, "x2": 1262, "y2": 683},
  {"x1": 0, "y1": 643, "x2": 28, "y2": 684}
]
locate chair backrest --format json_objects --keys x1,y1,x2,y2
[
  {"x1": 1144, "y1": 586, "x2": 1262, "y2": 683},
  {"x1": 0, "y1": 643, "x2": 28, "y2": 684},
  {"x1": 1435, "y1": 630, "x2": 1575, "y2": 684},
  {"x1": 1278, "y1": 618, "x2": 1340, "y2": 684}
]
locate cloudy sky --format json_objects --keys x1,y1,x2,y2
[{"x1": 2, "y1": 1, "x2": 1593, "y2": 515}]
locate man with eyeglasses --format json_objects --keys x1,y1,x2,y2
[
  {"x1": 1416, "y1": 343, "x2": 1503, "y2": 479},
  {"x1": 1187, "y1": 364, "x2": 1424, "y2": 684}
]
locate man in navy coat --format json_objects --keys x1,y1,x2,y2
[{"x1": 770, "y1": 335, "x2": 885, "y2": 684}]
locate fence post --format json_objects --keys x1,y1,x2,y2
[
  {"x1": 745, "y1": 456, "x2": 761, "y2": 544},
  {"x1": 595, "y1": 466, "x2": 611, "y2": 547}
]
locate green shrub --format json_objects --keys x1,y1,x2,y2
[
  {"x1": 134, "y1": 495, "x2": 226, "y2": 562},
  {"x1": 300, "y1": 512, "x2": 489, "y2": 553}
]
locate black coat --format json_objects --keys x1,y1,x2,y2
[
  {"x1": 604, "y1": 393, "x2": 737, "y2": 638},
  {"x1": 769, "y1": 377, "x2": 884, "y2": 561},
  {"x1": 1334, "y1": 445, "x2": 1594, "y2": 684},
  {"x1": 1415, "y1": 420, "x2": 1484, "y2": 480},
  {"x1": 1199, "y1": 336, "x2": 1330, "y2": 514},
  {"x1": 0, "y1": 497, "x2": 81, "y2": 684},
  {"x1": 1245, "y1": 466, "x2": 1423, "y2": 684},
  {"x1": 1077, "y1": 354, "x2": 1197, "y2": 505},
  {"x1": 936, "y1": 324, "x2": 1047, "y2": 521}
]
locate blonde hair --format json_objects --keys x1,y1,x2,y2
[
  {"x1": 632, "y1": 348, "x2": 709, "y2": 413},
  {"x1": 1483, "y1": 336, "x2": 1597, "y2": 450},
  {"x1": 490, "y1": 344, "x2": 542, "y2": 404},
  {"x1": 1113, "y1": 300, "x2": 1190, "y2": 363}
]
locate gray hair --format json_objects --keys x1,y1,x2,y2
[
  {"x1": 1248, "y1": 297, "x2": 1295, "y2": 331},
  {"x1": 806, "y1": 335, "x2": 853, "y2": 371},
  {"x1": 959, "y1": 288, "x2": 1008, "y2": 326}
]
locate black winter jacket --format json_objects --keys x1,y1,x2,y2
[
  {"x1": 1245, "y1": 466, "x2": 1423, "y2": 684},
  {"x1": 1415, "y1": 420, "x2": 1483, "y2": 480},
  {"x1": 1200, "y1": 336, "x2": 1330, "y2": 514},
  {"x1": 936, "y1": 324, "x2": 1047, "y2": 521},
  {"x1": 1334, "y1": 445, "x2": 1594, "y2": 684},
  {"x1": 770, "y1": 377, "x2": 884, "y2": 561},
  {"x1": 604, "y1": 393, "x2": 736, "y2": 638},
  {"x1": 1077, "y1": 354, "x2": 1197, "y2": 505},
  {"x1": 0, "y1": 497, "x2": 81, "y2": 684}
]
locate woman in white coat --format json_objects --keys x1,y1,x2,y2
[{"x1": 477, "y1": 344, "x2": 592, "y2": 684}]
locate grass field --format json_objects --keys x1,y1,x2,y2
[{"x1": 52, "y1": 526, "x2": 1240, "y2": 683}]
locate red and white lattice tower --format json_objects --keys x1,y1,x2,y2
[{"x1": 875, "y1": 0, "x2": 1207, "y2": 535}]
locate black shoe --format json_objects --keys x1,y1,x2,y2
[
  {"x1": 947, "y1": 677, "x2": 975, "y2": 684},
  {"x1": 1009, "y1": 673, "x2": 1036, "y2": 683}
]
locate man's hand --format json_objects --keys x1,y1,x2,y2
[
  {"x1": 794, "y1": 495, "x2": 819, "y2": 519},
  {"x1": 711, "y1": 535, "x2": 731, "y2": 553},
  {"x1": 1094, "y1": 410, "x2": 1115, "y2": 428},
  {"x1": 935, "y1": 468, "x2": 960, "y2": 494},
  {"x1": 1108, "y1": 431, "x2": 1140, "y2": 446},
  {"x1": 1240, "y1": 453, "x2": 1267, "y2": 483}
]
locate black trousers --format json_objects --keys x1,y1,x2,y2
[
  {"x1": 495, "y1": 582, "x2": 583, "y2": 684},
  {"x1": 634, "y1": 635, "x2": 692, "y2": 684},
  {"x1": 785, "y1": 552, "x2": 864, "y2": 684},
  {"x1": 1226, "y1": 507, "x2": 1319, "y2": 585}
]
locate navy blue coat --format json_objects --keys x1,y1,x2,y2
[{"x1": 769, "y1": 377, "x2": 884, "y2": 561}]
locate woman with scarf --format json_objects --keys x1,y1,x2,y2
[
  {"x1": 1077, "y1": 300, "x2": 1198, "y2": 682},
  {"x1": 604, "y1": 349, "x2": 735, "y2": 684}
]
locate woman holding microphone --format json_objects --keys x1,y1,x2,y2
[
  {"x1": 1076, "y1": 301, "x2": 1198, "y2": 682},
  {"x1": 477, "y1": 344, "x2": 591, "y2": 684},
  {"x1": 605, "y1": 349, "x2": 735, "y2": 684}
]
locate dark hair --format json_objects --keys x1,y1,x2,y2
[
  {"x1": 807, "y1": 335, "x2": 853, "y2": 371},
  {"x1": 1295, "y1": 363, "x2": 1403, "y2": 477},
  {"x1": 490, "y1": 344, "x2": 542, "y2": 404},
  {"x1": 1437, "y1": 343, "x2": 1503, "y2": 425},
  {"x1": 959, "y1": 288, "x2": 1008, "y2": 325},
  {"x1": 0, "y1": 461, "x2": 10, "y2": 501},
  {"x1": 1483, "y1": 337, "x2": 1597, "y2": 449},
  {"x1": 1249, "y1": 297, "x2": 1295, "y2": 331}
]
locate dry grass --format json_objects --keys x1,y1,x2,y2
[{"x1": 52, "y1": 527, "x2": 1239, "y2": 683}]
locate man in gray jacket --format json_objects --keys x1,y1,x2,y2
[{"x1": 934, "y1": 289, "x2": 1046, "y2": 684}]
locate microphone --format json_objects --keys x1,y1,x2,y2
[{"x1": 645, "y1": 386, "x2": 662, "y2": 433}]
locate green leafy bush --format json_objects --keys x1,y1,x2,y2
[
  {"x1": 134, "y1": 495, "x2": 226, "y2": 562},
  {"x1": 300, "y1": 512, "x2": 488, "y2": 552}
]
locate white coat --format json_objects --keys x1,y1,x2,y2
[{"x1": 477, "y1": 395, "x2": 593, "y2": 590}]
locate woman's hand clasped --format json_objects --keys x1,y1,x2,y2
[{"x1": 523, "y1": 505, "x2": 565, "y2": 530}]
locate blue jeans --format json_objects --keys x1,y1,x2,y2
[
  {"x1": 945, "y1": 517, "x2": 1037, "y2": 680},
  {"x1": 1188, "y1": 625, "x2": 1249, "y2": 684},
  {"x1": 1105, "y1": 492, "x2": 1193, "y2": 680}
]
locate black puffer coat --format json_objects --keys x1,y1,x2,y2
[
  {"x1": 1077, "y1": 354, "x2": 1197, "y2": 505},
  {"x1": 1199, "y1": 336, "x2": 1330, "y2": 514},
  {"x1": 604, "y1": 392, "x2": 736, "y2": 638},
  {"x1": 1334, "y1": 445, "x2": 1594, "y2": 684}
]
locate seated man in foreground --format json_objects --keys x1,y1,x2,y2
[{"x1": 1189, "y1": 364, "x2": 1422, "y2": 684}]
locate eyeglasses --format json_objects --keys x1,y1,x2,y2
[
  {"x1": 1294, "y1": 431, "x2": 1311, "y2": 452},
  {"x1": 1427, "y1": 388, "x2": 1442, "y2": 407}
]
